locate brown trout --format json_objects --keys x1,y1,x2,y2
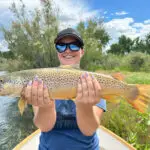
[{"x1": 0, "y1": 66, "x2": 150, "y2": 115}]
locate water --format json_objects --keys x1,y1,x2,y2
[{"x1": 0, "y1": 72, "x2": 36, "y2": 150}]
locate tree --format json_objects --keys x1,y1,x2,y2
[
  {"x1": 77, "y1": 19, "x2": 110, "y2": 69},
  {"x1": 0, "y1": 51, "x2": 15, "y2": 59},
  {"x1": 107, "y1": 43, "x2": 122, "y2": 55},
  {"x1": 145, "y1": 33, "x2": 150, "y2": 54},
  {"x1": 132, "y1": 37, "x2": 146, "y2": 53},
  {"x1": 1, "y1": 0, "x2": 59, "y2": 70},
  {"x1": 107, "y1": 35, "x2": 133, "y2": 55},
  {"x1": 118, "y1": 35, "x2": 133, "y2": 54}
]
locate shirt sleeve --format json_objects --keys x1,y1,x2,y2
[{"x1": 95, "y1": 99, "x2": 107, "y2": 112}]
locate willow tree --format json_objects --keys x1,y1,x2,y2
[{"x1": 1, "y1": 0, "x2": 60, "y2": 71}]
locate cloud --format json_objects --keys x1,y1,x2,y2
[
  {"x1": 0, "y1": 0, "x2": 101, "y2": 29},
  {"x1": 115, "y1": 11, "x2": 128, "y2": 16},
  {"x1": 0, "y1": 0, "x2": 41, "y2": 10},
  {"x1": 103, "y1": 17, "x2": 150, "y2": 51},
  {"x1": 104, "y1": 11, "x2": 107, "y2": 14},
  {"x1": 52, "y1": 0, "x2": 101, "y2": 29},
  {"x1": 144, "y1": 19, "x2": 150, "y2": 24}
]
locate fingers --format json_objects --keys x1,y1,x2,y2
[
  {"x1": 23, "y1": 76, "x2": 52, "y2": 107},
  {"x1": 77, "y1": 72, "x2": 95, "y2": 104},
  {"x1": 76, "y1": 78, "x2": 82, "y2": 100},
  {"x1": 81, "y1": 73, "x2": 89, "y2": 98},
  {"x1": 32, "y1": 77, "x2": 39, "y2": 106},
  {"x1": 85, "y1": 73, "x2": 95, "y2": 99},
  {"x1": 43, "y1": 84, "x2": 52, "y2": 105},
  {"x1": 37, "y1": 79, "x2": 44, "y2": 106},
  {"x1": 92, "y1": 75, "x2": 102, "y2": 99},
  {"x1": 24, "y1": 80, "x2": 32, "y2": 104},
  {"x1": 76, "y1": 72, "x2": 102, "y2": 105}
]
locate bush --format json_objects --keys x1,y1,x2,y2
[
  {"x1": 122, "y1": 52, "x2": 147, "y2": 72},
  {"x1": 141, "y1": 56, "x2": 150, "y2": 72},
  {"x1": 99, "y1": 54, "x2": 121, "y2": 70},
  {"x1": 0, "y1": 57, "x2": 8, "y2": 71}
]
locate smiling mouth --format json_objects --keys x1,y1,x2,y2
[{"x1": 63, "y1": 55, "x2": 75, "y2": 59}]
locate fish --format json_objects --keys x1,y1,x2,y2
[{"x1": 0, "y1": 65, "x2": 150, "y2": 115}]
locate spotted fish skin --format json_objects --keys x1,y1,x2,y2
[
  {"x1": 0, "y1": 66, "x2": 150, "y2": 113},
  {"x1": 0, "y1": 68, "x2": 128, "y2": 99}
]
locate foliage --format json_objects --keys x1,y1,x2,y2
[
  {"x1": 1, "y1": 0, "x2": 60, "y2": 71},
  {"x1": 0, "y1": 51, "x2": 15, "y2": 59},
  {"x1": 77, "y1": 20, "x2": 110, "y2": 70},
  {"x1": 120, "y1": 52, "x2": 149, "y2": 72},
  {"x1": 141, "y1": 56, "x2": 150, "y2": 72},
  {"x1": 88, "y1": 52, "x2": 150, "y2": 73},
  {"x1": 132, "y1": 33, "x2": 150, "y2": 54},
  {"x1": 98, "y1": 53, "x2": 121, "y2": 70},
  {"x1": 0, "y1": 57, "x2": 8, "y2": 71},
  {"x1": 125, "y1": 52, "x2": 145, "y2": 71},
  {"x1": 108, "y1": 33, "x2": 150, "y2": 55},
  {"x1": 108, "y1": 35, "x2": 134, "y2": 55}
]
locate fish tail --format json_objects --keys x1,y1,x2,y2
[
  {"x1": 18, "y1": 98, "x2": 27, "y2": 115},
  {"x1": 127, "y1": 85, "x2": 150, "y2": 113}
]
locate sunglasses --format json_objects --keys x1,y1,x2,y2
[{"x1": 55, "y1": 42, "x2": 81, "y2": 53}]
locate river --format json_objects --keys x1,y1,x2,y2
[{"x1": 0, "y1": 71, "x2": 36, "y2": 150}]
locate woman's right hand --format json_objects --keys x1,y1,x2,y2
[{"x1": 21, "y1": 76, "x2": 54, "y2": 107}]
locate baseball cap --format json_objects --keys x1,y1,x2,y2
[{"x1": 54, "y1": 28, "x2": 84, "y2": 47}]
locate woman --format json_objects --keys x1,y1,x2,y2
[{"x1": 23, "y1": 28, "x2": 106, "y2": 150}]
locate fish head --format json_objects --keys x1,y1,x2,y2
[{"x1": 0, "y1": 75, "x2": 23, "y2": 96}]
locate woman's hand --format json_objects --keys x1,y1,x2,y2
[
  {"x1": 75, "y1": 72, "x2": 102, "y2": 107},
  {"x1": 21, "y1": 76, "x2": 54, "y2": 107}
]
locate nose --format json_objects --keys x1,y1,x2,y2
[{"x1": 65, "y1": 47, "x2": 71, "y2": 53}]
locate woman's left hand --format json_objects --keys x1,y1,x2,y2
[{"x1": 75, "y1": 72, "x2": 102, "y2": 107}]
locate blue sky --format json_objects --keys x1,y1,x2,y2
[
  {"x1": 0, "y1": 0, "x2": 150, "y2": 51},
  {"x1": 87, "y1": 0, "x2": 150, "y2": 22}
]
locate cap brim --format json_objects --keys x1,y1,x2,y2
[{"x1": 54, "y1": 34, "x2": 84, "y2": 46}]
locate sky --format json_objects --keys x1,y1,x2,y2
[{"x1": 0, "y1": 0, "x2": 150, "y2": 51}]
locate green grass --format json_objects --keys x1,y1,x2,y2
[{"x1": 124, "y1": 72, "x2": 150, "y2": 84}]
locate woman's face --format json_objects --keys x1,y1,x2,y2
[{"x1": 56, "y1": 36, "x2": 84, "y2": 65}]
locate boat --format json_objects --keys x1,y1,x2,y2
[{"x1": 13, "y1": 125, "x2": 136, "y2": 150}]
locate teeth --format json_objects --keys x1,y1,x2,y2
[{"x1": 63, "y1": 56, "x2": 74, "y2": 58}]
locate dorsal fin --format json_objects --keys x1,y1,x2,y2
[{"x1": 111, "y1": 72, "x2": 125, "y2": 81}]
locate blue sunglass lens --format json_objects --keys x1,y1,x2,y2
[
  {"x1": 70, "y1": 44, "x2": 80, "y2": 51},
  {"x1": 56, "y1": 44, "x2": 66, "y2": 52}
]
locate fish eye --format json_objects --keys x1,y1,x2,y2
[{"x1": 0, "y1": 79, "x2": 3, "y2": 83}]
